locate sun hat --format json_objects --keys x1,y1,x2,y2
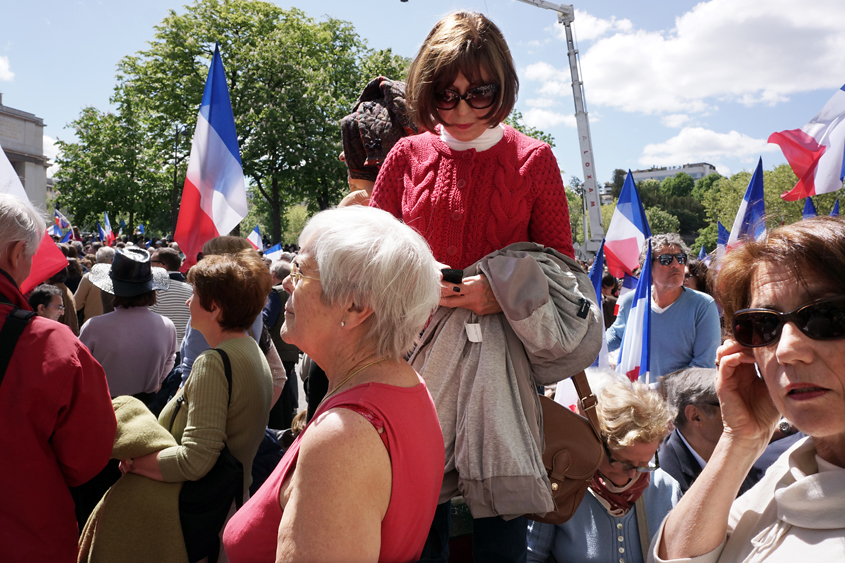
[{"x1": 89, "y1": 247, "x2": 170, "y2": 297}]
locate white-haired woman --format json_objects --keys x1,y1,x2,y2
[
  {"x1": 528, "y1": 373, "x2": 682, "y2": 563},
  {"x1": 223, "y1": 206, "x2": 445, "y2": 563}
]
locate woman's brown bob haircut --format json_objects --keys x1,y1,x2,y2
[
  {"x1": 406, "y1": 11, "x2": 518, "y2": 133},
  {"x1": 187, "y1": 250, "x2": 272, "y2": 333},
  {"x1": 716, "y1": 216, "x2": 845, "y2": 323}
]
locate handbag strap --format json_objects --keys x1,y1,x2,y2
[
  {"x1": 0, "y1": 303, "x2": 36, "y2": 385},
  {"x1": 569, "y1": 370, "x2": 602, "y2": 441},
  {"x1": 168, "y1": 347, "x2": 234, "y2": 432},
  {"x1": 635, "y1": 496, "x2": 650, "y2": 561}
]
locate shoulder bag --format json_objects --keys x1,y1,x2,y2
[
  {"x1": 526, "y1": 370, "x2": 605, "y2": 525},
  {"x1": 169, "y1": 348, "x2": 244, "y2": 563}
]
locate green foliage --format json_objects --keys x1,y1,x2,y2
[
  {"x1": 701, "y1": 163, "x2": 840, "y2": 229},
  {"x1": 645, "y1": 206, "x2": 680, "y2": 234},
  {"x1": 358, "y1": 48, "x2": 411, "y2": 84},
  {"x1": 693, "y1": 223, "x2": 718, "y2": 255},
  {"x1": 566, "y1": 187, "x2": 585, "y2": 245},
  {"x1": 283, "y1": 204, "x2": 311, "y2": 245},
  {"x1": 692, "y1": 172, "x2": 722, "y2": 201},
  {"x1": 504, "y1": 110, "x2": 555, "y2": 147},
  {"x1": 660, "y1": 172, "x2": 694, "y2": 198}
]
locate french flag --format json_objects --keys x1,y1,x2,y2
[
  {"x1": 246, "y1": 225, "x2": 261, "y2": 250},
  {"x1": 803, "y1": 197, "x2": 817, "y2": 219},
  {"x1": 728, "y1": 158, "x2": 766, "y2": 248},
  {"x1": 615, "y1": 272, "x2": 638, "y2": 316},
  {"x1": 54, "y1": 209, "x2": 71, "y2": 229},
  {"x1": 50, "y1": 224, "x2": 61, "y2": 237},
  {"x1": 174, "y1": 44, "x2": 248, "y2": 272},
  {"x1": 103, "y1": 212, "x2": 116, "y2": 246},
  {"x1": 590, "y1": 241, "x2": 609, "y2": 369},
  {"x1": 832, "y1": 199, "x2": 840, "y2": 217},
  {"x1": 604, "y1": 170, "x2": 651, "y2": 278},
  {"x1": 697, "y1": 245, "x2": 709, "y2": 267},
  {"x1": 616, "y1": 244, "x2": 652, "y2": 384},
  {"x1": 264, "y1": 243, "x2": 284, "y2": 262},
  {"x1": 96, "y1": 221, "x2": 107, "y2": 243},
  {"x1": 60, "y1": 230, "x2": 72, "y2": 243},
  {"x1": 715, "y1": 221, "x2": 729, "y2": 269},
  {"x1": 769, "y1": 84, "x2": 845, "y2": 201}
]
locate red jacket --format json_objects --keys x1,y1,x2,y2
[{"x1": 0, "y1": 270, "x2": 116, "y2": 563}]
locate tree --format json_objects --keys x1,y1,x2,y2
[
  {"x1": 692, "y1": 172, "x2": 722, "y2": 201},
  {"x1": 646, "y1": 206, "x2": 680, "y2": 234},
  {"x1": 504, "y1": 110, "x2": 555, "y2": 147},
  {"x1": 610, "y1": 169, "x2": 626, "y2": 198},
  {"x1": 660, "y1": 172, "x2": 694, "y2": 198}
]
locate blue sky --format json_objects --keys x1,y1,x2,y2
[{"x1": 2, "y1": 0, "x2": 844, "y2": 187}]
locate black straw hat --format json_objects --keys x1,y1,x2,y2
[{"x1": 89, "y1": 247, "x2": 170, "y2": 297}]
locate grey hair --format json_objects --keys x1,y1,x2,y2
[
  {"x1": 270, "y1": 259, "x2": 291, "y2": 281},
  {"x1": 298, "y1": 206, "x2": 441, "y2": 360},
  {"x1": 639, "y1": 233, "x2": 690, "y2": 267},
  {"x1": 96, "y1": 246, "x2": 116, "y2": 264},
  {"x1": 0, "y1": 194, "x2": 46, "y2": 262},
  {"x1": 661, "y1": 367, "x2": 719, "y2": 429}
]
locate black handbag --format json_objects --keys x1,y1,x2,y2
[{"x1": 169, "y1": 348, "x2": 244, "y2": 563}]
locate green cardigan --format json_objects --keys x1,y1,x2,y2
[{"x1": 157, "y1": 336, "x2": 273, "y2": 493}]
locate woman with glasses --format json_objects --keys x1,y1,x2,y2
[
  {"x1": 369, "y1": 12, "x2": 578, "y2": 561},
  {"x1": 528, "y1": 371, "x2": 681, "y2": 563},
  {"x1": 653, "y1": 216, "x2": 845, "y2": 562},
  {"x1": 222, "y1": 207, "x2": 444, "y2": 563}
]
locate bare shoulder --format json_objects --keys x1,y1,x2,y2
[{"x1": 298, "y1": 407, "x2": 390, "y2": 471}]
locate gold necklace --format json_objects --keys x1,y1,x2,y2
[{"x1": 318, "y1": 358, "x2": 387, "y2": 410}]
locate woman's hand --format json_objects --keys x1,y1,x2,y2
[
  {"x1": 119, "y1": 451, "x2": 164, "y2": 481},
  {"x1": 439, "y1": 274, "x2": 503, "y2": 316},
  {"x1": 715, "y1": 339, "x2": 780, "y2": 452}
]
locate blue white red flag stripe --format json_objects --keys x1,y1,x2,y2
[
  {"x1": 174, "y1": 43, "x2": 248, "y2": 272},
  {"x1": 715, "y1": 221, "x2": 729, "y2": 270},
  {"x1": 97, "y1": 221, "x2": 107, "y2": 242},
  {"x1": 264, "y1": 243, "x2": 284, "y2": 262},
  {"x1": 616, "y1": 244, "x2": 651, "y2": 384},
  {"x1": 832, "y1": 199, "x2": 840, "y2": 217},
  {"x1": 60, "y1": 230, "x2": 72, "y2": 243},
  {"x1": 604, "y1": 170, "x2": 651, "y2": 278},
  {"x1": 246, "y1": 225, "x2": 261, "y2": 250},
  {"x1": 769, "y1": 84, "x2": 845, "y2": 201},
  {"x1": 54, "y1": 209, "x2": 71, "y2": 229},
  {"x1": 103, "y1": 212, "x2": 116, "y2": 245},
  {"x1": 728, "y1": 158, "x2": 766, "y2": 248},
  {"x1": 803, "y1": 197, "x2": 817, "y2": 219},
  {"x1": 589, "y1": 241, "x2": 609, "y2": 369}
]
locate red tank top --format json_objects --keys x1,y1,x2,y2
[{"x1": 223, "y1": 379, "x2": 445, "y2": 562}]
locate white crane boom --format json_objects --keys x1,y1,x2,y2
[{"x1": 516, "y1": 1, "x2": 605, "y2": 258}]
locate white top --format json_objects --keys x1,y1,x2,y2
[{"x1": 677, "y1": 428, "x2": 708, "y2": 470}]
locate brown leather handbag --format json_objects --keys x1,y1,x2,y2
[{"x1": 527, "y1": 371, "x2": 605, "y2": 525}]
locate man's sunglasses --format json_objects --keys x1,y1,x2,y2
[
  {"x1": 732, "y1": 295, "x2": 845, "y2": 348},
  {"x1": 655, "y1": 253, "x2": 687, "y2": 266},
  {"x1": 434, "y1": 84, "x2": 499, "y2": 110}
]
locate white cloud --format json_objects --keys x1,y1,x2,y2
[
  {"x1": 544, "y1": 0, "x2": 845, "y2": 115},
  {"x1": 0, "y1": 56, "x2": 13, "y2": 81},
  {"x1": 553, "y1": 11, "x2": 633, "y2": 42},
  {"x1": 524, "y1": 61, "x2": 566, "y2": 83},
  {"x1": 522, "y1": 108, "x2": 577, "y2": 129},
  {"x1": 661, "y1": 114, "x2": 690, "y2": 128},
  {"x1": 43, "y1": 135, "x2": 60, "y2": 178},
  {"x1": 525, "y1": 98, "x2": 558, "y2": 109},
  {"x1": 639, "y1": 127, "x2": 778, "y2": 170}
]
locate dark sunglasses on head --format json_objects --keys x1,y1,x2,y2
[
  {"x1": 434, "y1": 84, "x2": 499, "y2": 110},
  {"x1": 655, "y1": 253, "x2": 687, "y2": 266},
  {"x1": 732, "y1": 295, "x2": 845, "y2": 348}
]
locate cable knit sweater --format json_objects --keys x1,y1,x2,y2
[{"x1": 370, "y1": 125, "x2": 574, "y2": 269}]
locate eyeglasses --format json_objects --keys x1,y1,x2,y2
[
  {"x1": 655, "y1": 253, "x2": 687, "y2": 266},
  {"x1": 602, "y1": 441, "x2": 660, "y2": 473},
  {"x1": 434, "y1": 84, "x2": 499, "y2": 110},
  {"x1": 290, "y1": 261, "x2": 320, "y2": 288},
  {"x1": 49, "y1": 304, "x2": 65, "y2": 312},
  {"x1": 732, "y1": 295, "x2": 845, "y2": 348}
]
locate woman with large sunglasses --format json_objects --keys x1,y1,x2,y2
[
  {"x1": 528, "y1": 371, "x2": 681, "y2": 563},
  {"x1": 369, "y1": 11, "x2": 576, "y2": 561},
  {"x1": 653, "y1": 216, "x2": 845, "y2": 562}
]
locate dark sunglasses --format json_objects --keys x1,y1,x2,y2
[
  {"x1": 602, "y1": 441, "x2": 660, "y2": 473},
  {"x1": 434, "y1": 84, "x2": 499, "y2": 110},
  {"x1": 732, "y1": 295, "x2": 845, "y2": 348},
  {"x1": 655, "y1": 253, "x2": 687, "y2": 266}
]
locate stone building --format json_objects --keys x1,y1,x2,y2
[{"x1": 0, "y1": 93, "x2": 49, "y2": 208}]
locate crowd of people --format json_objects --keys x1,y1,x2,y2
[{"x1": 1, "y1": 8, "x2": 843, "y2": 563}]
